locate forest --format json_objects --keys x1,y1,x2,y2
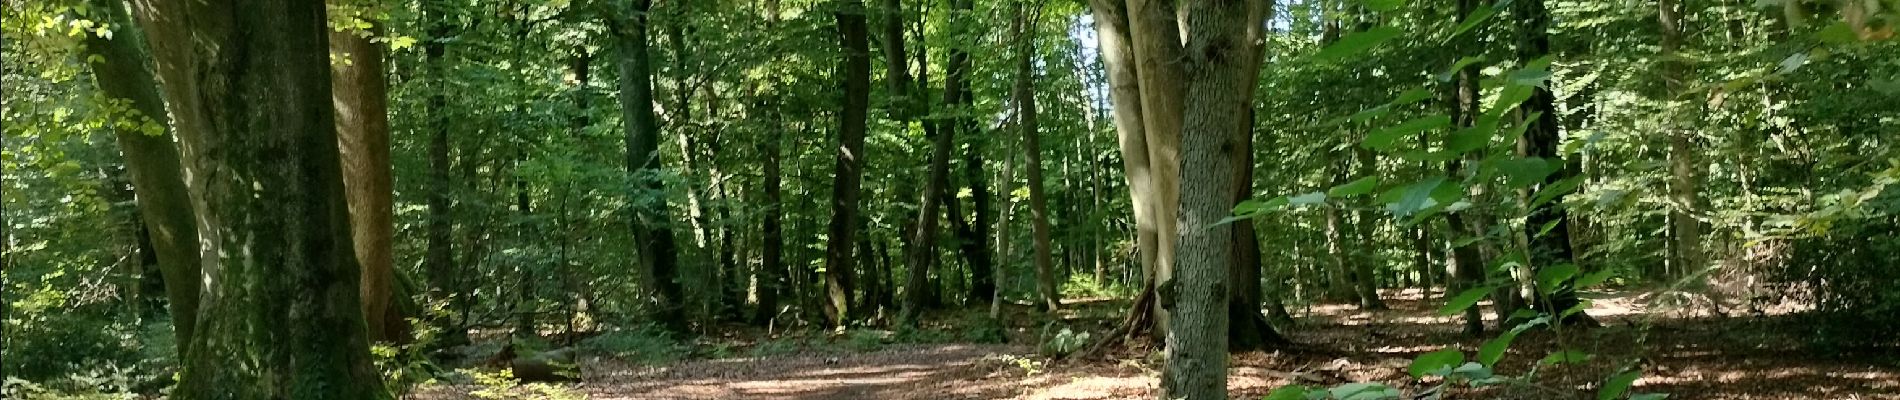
[{"x1": 2, "y1": 0, "x2": 1897, "y2": 398}]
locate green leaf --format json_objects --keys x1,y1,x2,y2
[
  {"x1": 1330, "y1": 177, "x2": 1380, "y2": 197},
  {"x1": 1364, "y1": 116, "x2": 1451, "y2": 151},
  {"x1": 1598, "y1": 370, "x2": 1643, "y2": 400},
  {"x1": 1409, "y1": 348, "x2": 1466, "y2": 377},
  {"x1": 1445, "y1": 123, "x2": 1496, "y2": 153},
  {"x1": 1529, "y1": 175, "x2": 1586, "y2": 209},
  {"x1": 1358, "y1": 0, "x2": 1406, "y2": 12},
  {"x1": 1487, "y1": 85, "x2": 1535, "y2": 116},
  {"x1": 1817, "y1": 21, "x2": 1860, "y2": 45},
  {"x1": 1393, "y1": 87, "x2": 1434, "y2": 105},
  {"x1": 1438, "y1": 287, "x2": 1494, "y2": 316},
  {"x1": 1477, "y1": 331, "x2": 1517, "y2": 367},
  {"x1": 1493, "y1": 157, "x2": 1556, "y2": 189},
  {"x1": 1399, "y1": 150, "x2": 1462, "y2": 163},
  {"x1": 1499, "y1": 112, "x2": 1543, "y2": 142},
  {"x1": 1449, "y1": 362, "x2": 1494, "y2": 380},
  {"x1": 1539, "y1": 350, "x2": 1593, "y2": 365},
  {"x1": 1384, "y1": 176, "x2": 1447, "y2": 218},
  {"x1": 1312, "y1": 26, "x2": 1404, "y2": 63},
  {"x1": 1263, "y1": 385, "x2": 1313, "y2": 400},
  {"x1": 1437, "y1": 56, "x2": 1485, "y2": 82},
  {"x1": 1330, "y1": 382, "x2": 1400, "y2": 400},
  {"x1": 1234, "y1": 196, "x2": 1291, "y2": 215},
  {"x1": 1628, "y1": 393, "x2": 1671, "y2": 400},
  {"x1": 1446, "y1": 3, "x2": 1497, "y2": 41},
  {"x1": 1508, "y1": 68, "x2": 1554, "y2": 88},
  {"x1": 1536, "y1": 264, "x2": 1581, "y2": 293},
  {"x1": 1216, "y1": 196, "x2": 1291, "y2": 226}
]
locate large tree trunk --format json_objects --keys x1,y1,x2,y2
[
  {"x1": 132, "y1": 0, "x2": 388, "y2": 396},
  {"x1": 1515, "y1": 0, "x2": 1597, "y2": 327},
  {"x1": 80, "y1": 0, "x2": 202, "y2": 349},
  {"x1": 328, "y1": 12, "x2": 408, "y2": 344},
  {"x1": 615, "y1": 0, "x2": 688, "y2": 332},
  {"x1": 823, "y1": 0, "x2": 872, "y2": 328},
  {"x1": 1162, "y1": 1, "x2": 1250, "y2": 398},
  {"x1": 1013, "y1": 1, "x2": 1062, "y2": 313}
]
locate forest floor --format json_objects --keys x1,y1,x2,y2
[{"x1": 418, "y1": 289, "x2": 1900, "y2": 400}]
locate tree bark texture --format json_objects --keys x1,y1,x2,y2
[{"x1": 132, "y1": 0, "x2": 390, "y2": 396}]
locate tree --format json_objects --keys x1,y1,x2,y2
[
  {"x1": 79, "y1": 0, "x2": 202, "y2": 349},
  {"x1": 823, "y1": 0, "x2": 873, "y2": 328},
  {"x1": 131, "y1": 0, "x2": 388, "y2": 396},
  {"x1": 420, "y1": 0, "x2": 465, "y2": 346},
  {"x1": 1514, "y1": 0, "x2": 1596, "y2": 327},
  {"x1": 328, "y1": 1, "x2": 408, "y2": 343},
  {"x1": 1162, "y1": 0, "x2": 1252, "y2": 398},
  {"x1": 1659, "y1": 0, "x2": 1704, "y2": 280},
  {"x1": 613, "y1": 0, "x2": 688, "y2": 332},
  {"x1": 1013, "y1": 0, "x2": 1061, "y2": 313}
]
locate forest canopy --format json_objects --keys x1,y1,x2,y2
[{"x1": 3, "y1": 0, "x2": 1896, "y2": 398}]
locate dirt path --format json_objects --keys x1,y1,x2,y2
[{"x1": 420, "y1": 291, "x2": 1900, "y2": 399}]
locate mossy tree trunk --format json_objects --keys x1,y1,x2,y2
[{"x1": 132, "y1": 0, "x2": 389, "y2": 396}]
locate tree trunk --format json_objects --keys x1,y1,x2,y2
[
  {"x1": 822, "y1": 0, "x2": 873, "y2": 328},
  {"x1": 1445, "y1": 0, "x2": 1489, "y2": 335},
  {"x1": 755, "y1": 102, "x2": 786, "y2": 325},
  {"x1": 1227, "y1": 1, "x2": 1287, "y2": 349},
  {"x1": 1161, "y1": 1, "x2": 1249, "y2": 397},
  {"x1": 80, "y1": 0, "x2": 202, "y2": 349},
  {"x1": 1126, "y1": 0, "x2": 1187, "y2": 335},
  {"x1": 1659, "y1": 0, "x2": 1704, "y2": 281},
  {"x1": 1013, "y1": 1, "x2": 1061, "y2": 313},
  {"x1": 132, "y1": 0, "x2": 388, "y2": 396},
  {"x1": 1087, "y1": 0, "x2": 1159, "y2": 343},
  {"x1": 1515, "y1": 0, "x2": 1596, "y2": 327},
  {"x1": 615, "y1": 0, "x2": 688, "y2": 332},
  {"x1": 1349, "y1": 146, "x2": 1388, "y2": 310},
  {"x1": 889, "y1": 0, "x2": 946, "y2": 326},
  {"x1": 944, "y1": 0, "x2": 995, "y2": 305},
  {"x1": 328, "y1": 12, "x2": 408, "y2": 344},
  {"x1": 421, "y1": 0, "x2": 466, "y2": 347}
]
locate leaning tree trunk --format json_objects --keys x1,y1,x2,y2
[
  {"x1": 821, "y1": 0, "x2": 873, "y2": 328},
  {"x1": 328, "y1": 11, "x2": 409, "y2": 344},
  {"x1": 1012, "y1": 0, "x2": 1061, "y2": 313},
  {"x1": 80, "y1": 0, "x2": 202, "y2": 349},
  {"x1": 614, "y1": 0, "x2": 688, "y2": 332},
  {"x1": 888, "y1": 0, "x2": 946, "y2": 326},
  {"x1": 132, "y1": 0, "x2": 389, "y2": 396},
  {"x1": 1084, "y1": 0, "x2": 1159, "y2": 347},
  {"x1": 1162, "y1": 0, "x2": 1250, "y2": 398},
  {"x1": 1515, "y1": 0, "x2": 1597, "y2": 327}
]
